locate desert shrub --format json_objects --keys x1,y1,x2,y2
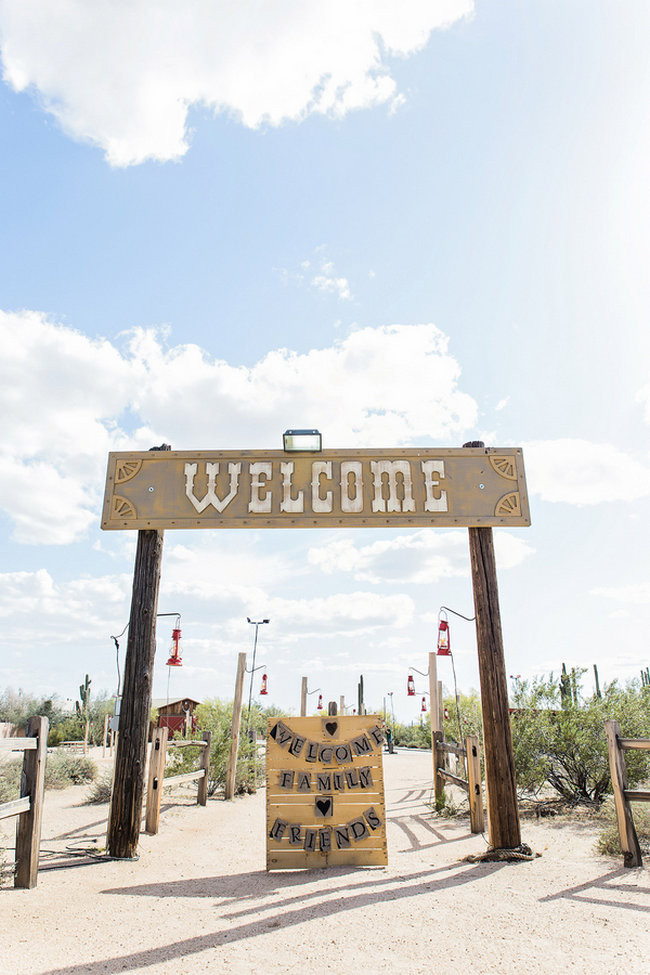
[
  {"x1": 509, "y1": 674, "x2": 650, "y2": 804},
  {"x1": 596, "y1": 799, "x2": 650, "y2": 858},
  {"x1": 195, "y1": 699, "x2": 274, "y2": 796},
  {"x1": 391, "y1": 721, "x2": 431, "y2": 749},
  {"x1": 0, "y1": 760, "x2": 22, "y2": 803},
  {"x1": 46, "y1": 753, "x2": 97, "y2": 788},
  {"x1": 85, "y1": 774, "x2": 113, "y2": 804}
]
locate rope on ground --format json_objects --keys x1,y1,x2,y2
[{"x1": 462, "y1": 843, "x2": 541, "y2": 863}]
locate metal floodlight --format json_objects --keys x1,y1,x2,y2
[{"x1": 282, "y1": 429, "x2": 322, "y2": 452}]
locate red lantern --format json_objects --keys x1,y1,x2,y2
[
  {"x1": 444, "y1": 706, "x2": 450, "y2": 721},
  {"x1": 437, "y1": 618, "x2": 451, "y2": 656},
  {"x1": 407, "y1": 674, "x2": 415, "y2": 696},
  {"x1": 166, "y1": 627, "x2": 182, "y2": 667},
  {"x1": 260, "y1": 673, "x2": 268, "y2": 695},
  {"x1": 421, "y1": 696, "x2": 427, "y2": 713},
  {"x1": 316, "y1": 694, "x2": 323, "y2": 710}
]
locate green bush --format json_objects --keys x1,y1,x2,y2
[
  {"x1": 509, "y1": 674, "x2": 650, "y2": 804},
  {"x1": 596, "y1": 799, "x2": 650, "y2": 858},
  {"x1": 0, "y1": 760, "x2": 22, "y2": 803},
  {"x1": 46, "y1": 753, "x2": 98, "y2": 789},
  {"x1": 85, "y1": 774, "x2": 113, "y2": 804},
  {"x1": 195, "y1": 699, "x2": 282, "y2": 796}
]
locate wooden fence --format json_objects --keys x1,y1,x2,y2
[
  {"x1": 433, "y1": 732, "x2": 484, "y2": 834},
  {"x1": 0, "y1": 716, "x2": 48, "y2": 888},
  {"x1": 604, "y1": 719, "x2": 650, "y2": 868},
  {"x1": 145, "y1": 728, "x2": 212, "y2": 835}
]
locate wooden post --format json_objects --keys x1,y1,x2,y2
[
  {"x1": 107, "y1": 525, "x2": 165, "y2": 858},
  {"x1": 145, "y1": 726, "x2": 168, "y2": 835},
  {"x1": 15, "y1": 715, "x2": 48, "y2": 889},
  {"x1": 328, "y1": 702, "x2": 338, "y2": 716},
  {"x1": 433, "y1": 731, "x2": 445, "y2": 809},
  {"x1": 197, "y1": 731, "x2": 212, "y2": 806},
  {"x1": 465, "y1": 734, "x2": 485, "y2": 835},
  {"x1": 339, "y1": 695, "x2": 345, "y2": 715},
  {"x1": 604, "y1": 719, "x2": 642, "y2": 867},
  {"x1": 225, "y1": 652, "x2": 246, "y2": 800},
  {"x1": 468, "y1": 522, "x2": 521, "y2": 850},
  {"x1": 300, "y1": 676, "x2": 308, "y2": 717}
]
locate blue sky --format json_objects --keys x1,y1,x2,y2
[{"x1": 1, "y1": 0, "x2": 649, "y2": 720}]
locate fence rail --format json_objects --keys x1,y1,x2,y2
[
  {"x1": 0, "y1": 715, "x2": 48, "y2": 888},
  {"x1": 433, "y1": 732, "x2": 484, "y2": 834},
  {"x1": 145, "y1": 728, "x2": 212, "y2": 835},
  {"x1": 604, "y1": 719, "x2": 650, "y2": 868}
]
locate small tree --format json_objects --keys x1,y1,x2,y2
[{"x1": 76, "y1": 674, "x2": 92, "y2": 753}]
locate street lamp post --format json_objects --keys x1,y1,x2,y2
[{"x1": 246, "y1": 617, "x2": 269, "y2": 739}]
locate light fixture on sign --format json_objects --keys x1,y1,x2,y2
[{"x1": 282, "y1": 429, "x2": 322, "y2": 452}]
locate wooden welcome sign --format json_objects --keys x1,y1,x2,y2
[{"x1": 266, "y1": 714, "x2": 388, "y2": 870}]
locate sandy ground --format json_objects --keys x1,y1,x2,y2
[{"x1": 1, "y1": 747, "x2": 649, "y2": 975}]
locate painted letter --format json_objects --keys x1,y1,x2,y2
[
  {"x1": 370, "y1": 460, "x2": 416, "y2": 513},
  {"x1": 184, "y1": 462, "x2": 241, "y2": 513},
  {"x1": 311, "y1": 460, "x2": 333, "y2": 513},
  {"x1": 248, "y1": 462, "x2": 272, "y2": 513},
  {"x1": 280, "y1": 461, "x2": 304, "y2": 513},
  {"x1": 421, "y1": 460, "x2": 448, "y2": 512},
  {"x1": 340, "y1": 461, "x2": 363, "y2": 513}
]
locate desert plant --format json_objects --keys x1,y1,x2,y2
[
  {"x1": 510, "y1": 673, "x2": 650, "y2": 804},
  {"x1": 0, "y1": 759, "x2": 22, "y2": 803},
  {"x1": 596, "y1": 799, "x2": 650, "y2": 858},
  {"x1": 85, "y1": 774, "x2": 113, "y2": 804},
  {"x1": 46, "y1": 753, "x2": 97, "y2": 788}
]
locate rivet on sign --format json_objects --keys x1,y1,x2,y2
[
  {"x1": 148, "y1": 486, "x2": 155, "y2": 492},
  {"x1": 479, "y1": 483, "x2": 485, "y2": 490}
]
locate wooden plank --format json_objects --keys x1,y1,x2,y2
[
  {"x1": 438, "y1": 742, "x2": 467, "y2": 758},
  {"x1": 604, "y1": 719, "x2": 642, "y2": 868},
  {"x1": 466, "y1": 734, "x2": 485, "y2": 835},
  {"x1": 620, "y1": 739, "x2": 650, "y2": 751},
  {"x1": 107, "y1": 521, "x2": 165, "y2": 858},
  {"x1": 167, "y1": 739, "x2": 208, "y2": 749},
  {"x1": 433, "y1": 732, "x2": 445, "y2": 807},
  {"x1": 623, "y1": 790, "x2": 650, "y2": 802},
  {"x1": 267, "y1": 847, "x2": 388, "y2": 870},
  {"x1": 225, "y1": 652, "x2": 246, "y2": 800},
  {"x1": 438, "y1": 769, "x2": 469, "y2": 792},
  {"x1": 0, "y1": 796, "x2": 30, "y2": 821},
  {"x1": 162, "y1": 770, "x2": 205, "y2": 788},
  {"x1": 0, "y1": 738, "x2": 37, "y2": 752},
  {"x1": 468, "y1": 521, "x2": 521, "y2": 850},
  {"x1": 144, "y1": 726, "x2": 168, "y2": 836},
  {"x1": 15, "y1": 716, "x2": 48, "y2": 889}
]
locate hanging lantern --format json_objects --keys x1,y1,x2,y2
[
  {"x1": 437, "y1": 617, "x2": 451, "y2": 656},
  {"x1": 407, "y1": 674, "x2": 415, "y2": 696},
  {"x1": 260, "y1": 673, "x2": 268, "y2": 695},
  {"x1": 444, "y1": 706, "x2": 450, "y2": 721},
  {"x1": 421, "y1": 696, "x2": 427, "y2": 713},
  {"x1": 166, "y1": 627, "x2": 183, "y2": 667},
  {"x1": 316, "y1": 694, "x2": 323, "y2": 710}
]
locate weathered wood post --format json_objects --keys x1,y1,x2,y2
[
  {"x1": 464, "y1": 440, "x2": 520, "y2": 850},
  {"x1": 467, "y1": 519, "x2": 521, "y2": 850},
  {"x1": 225, "y1": 652, "x2": 247, "y2": 800},
  {"x1": 197, "y1": 731, "x2": 212, "y2": 806},
  {"x1": 145, "y1": 725, "x2": 169, "y2": 836},
  {"x1": 604, "y1": 719, "x2": 642, "y2": 868},
  {"x1": 428, "y1": 652, "x2": 439, "y2": 781},
  {"x1": 107, "y1": 445, "x2": 169, "y2": 858},
  {"x1": 300, "y1": 676, "x2": 308, "y2": 717},
  {"x1": 15, "y1": 715, "x2": 48, "y2": 889}
]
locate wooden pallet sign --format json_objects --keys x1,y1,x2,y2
[{"x1": 266, "y1": 714, "x2": 388, "y2": 870}]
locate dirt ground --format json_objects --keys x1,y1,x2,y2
[{"x1": 1, "y1": 748, "x2": 649, "y2": 975}]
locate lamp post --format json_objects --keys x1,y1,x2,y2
[{"x1": 246, "y1": 617, "x2": 269, "y2": 739}]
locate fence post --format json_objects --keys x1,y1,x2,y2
[
  {"x1": 604, "y1": 719, "x2": 642, "y2": 868},
  {"x1": 15, "y1": 716, "x2": 48, "y2": 889},
  {"x1": 197, "y1": 731, "x2": 212, "y2": 806},
  {"x1": 145, "y1": 726, "x2": 168, "y2": 836},
  {"x1": 433, "y1": 731, "x2": 445, "y2": 809},
  {"x1": 225, "y1": 652, "x2": 247, "y2": 800},
  {"x1": 465, "y1": 734, "x2": 484, "y2": 835}
]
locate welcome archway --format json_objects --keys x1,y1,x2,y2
[{"x1": 102, "y1": 441, "x2": 530, "y2": 858}]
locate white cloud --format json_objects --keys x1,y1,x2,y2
[
  {"x1": 495, "y1": 396, "x2": 510, "y2": 411},
  {"x1": 308, "y1": 528, "x2": 533, "y2": 584},
  {"x1": 591, "y1": 582, "x2": 650, "y2": 606},
  {"x1": 311, "y1": 271, "x2": 352, "y2": 301},
  {"x1": 0, "y1": 0, "x2": 474, "y2": 166},
  {"x1": 0, "y1": 310, "x2": 477, "y2": 543},
  {"x1": 523, "y1": 438, "x2": 650, "y2": 505}
]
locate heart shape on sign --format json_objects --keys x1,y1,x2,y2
[
  {"x1": 324, "y1": 721, "x2": 338, "y2": 737},
  {"x1": 316, "y1": 797, "x2": 332, "y2": 816}
]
